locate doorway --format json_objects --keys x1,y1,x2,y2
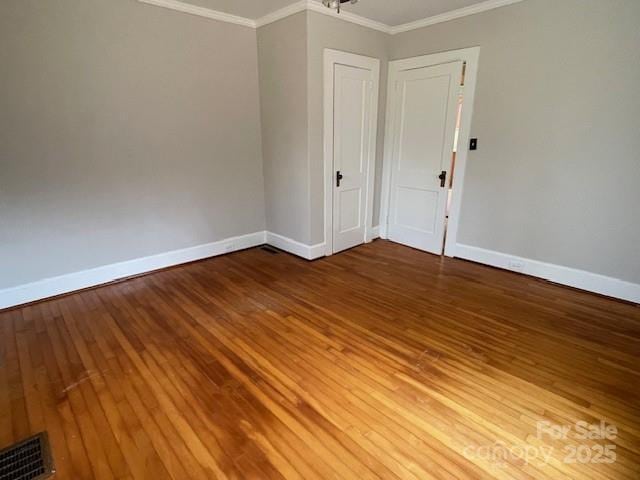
[
  {"x1": 380, "y1": 47, "x2": 480, "y2": 257},
  {"x1": 323, "y1": 49, "x2": 380, "y2": 255}
]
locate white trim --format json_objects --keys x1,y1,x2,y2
[
  {"x1": 305, "y1": 1, "x2": 390, "y2": 33},
  {"x1": 137, "y1": 0, "x2": 524, "y2": 35},
  {"x1": 137, "y1": 0, "x2": 389, "y2": 32},
  {"x1": 0, "y1": 232, "x2": 267, "y2": 310},
  {"x1": 380, "y1": 47, "x2": 480, "y2": 258},
  {"x1": 0, "y1": 229, "x2": 337, "y2": 309},
  {"x1": 324, "y1": 49, "x2": 380, "y2": 256},
  {"x1": 266, "y1": 232, "x2": 326, "y2": 260},
  {"x1": 370, "y1": 225, "x2": 381, "y2": 240},
  {"x1": 255, "y1": 1, "x2": 307, "y2": 28},
  {"x1": 390, "y1": 0, "x2": 525, "y2": 34},
  {"x1": 256, "y1": 0, "x2": 524, "y2": 33},
  {"x1": 137, "y1": 0, "x2": 256, "y2": 27},
  {"x1": 6, "y1": 229, "x2": 634, "y2": 310},
  {"x1": 456, "y1": 244, "x2": 640, "y2": 304},
  {"x1": 256, "y1": 0, "x2": 389, "y2": 32}
]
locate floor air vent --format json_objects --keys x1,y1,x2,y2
[
  {"x1": 0, "y1": 433, "x2": 54, "y2": 480},
  {"x1": 261, "y1": 246, "x2": 280, "y2": 254}
]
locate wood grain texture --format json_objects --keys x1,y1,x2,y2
[{"x1": 1, "y1": 240, "x2": 639, "y2": 479}]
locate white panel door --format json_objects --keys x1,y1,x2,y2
[
  {"x1": 332, "y1": 63, "x2": 375, "y2": 253},
  {"x1": 387, "y1": 62, "x2": 463, "y2": 254}
]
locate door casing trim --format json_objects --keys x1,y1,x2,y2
[
  {"x1": 323, "y1": 48, "x2": 381, "y2": 256},
  {"x1": 380, "y1": 47, "x2": 480, "y2": 257}
]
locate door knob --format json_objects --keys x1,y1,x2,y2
[
  {"x1": 439, "y1": 171, "x2": 447, "y2": 188},
  {"x1": 336, "y1": 171, "x2": 344, "y2": 187}
]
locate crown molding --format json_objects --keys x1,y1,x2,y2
[
  {"x1": 305, "y1": 1, "x2": 390, "y2": 33},
  {"x1": 137, "y1": 0, "x2": 256, "y2": 28},
  {"x1": 254, "y1": 0, "x2": 307, "y2": 28},
  {"x1": 136, "y1": 0, "x2": 526, "y2": 36},
  {"x1": 389, "y1": 0, "x2": 525, "y2": 34},
  {"x1": 255, "y1": 1, "x2": 389, "y2": 33}
]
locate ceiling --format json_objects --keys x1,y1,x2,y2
[{"x1": 185, "y1": 0, "x2": 493, "y2": 26}]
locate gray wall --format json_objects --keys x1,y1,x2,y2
[
  {"x1": 307, "y1": 11, "x2": 389, "y2": 244},
  {"x1": 3, "y1": 0, "x2": 638, "y2": 291},
  {"x1": 257, "y1": 12, "x2": 311, "y2": 244},
  {"x1": 0, "y1": 0, "x2": 265, "y2": 289},
  {"x1": 391, "y1": 0, "x2": 640, "y2": 283},
  {"x1": 257, "y1": 10, "x2": 389, "y2": 246}
]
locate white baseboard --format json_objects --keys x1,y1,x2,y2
[
  {"x1": 0, "y1": 229, "x2": 335, "y2": 310},
  {"x1": 456, "y1": 244, "x2": 640, "y2": 304},
  {"x1": 18, "y1": 231, "x2": 632, "y2": 310},
  {"x1": 369, "y1": 225, "x2": 381, "y2": 241},
  {"x1": 0, "y1": 231, "x2": 267, "y2": 310},
  {"x1": 265, "y1": 232, "x2": 326, "y2": 260}
]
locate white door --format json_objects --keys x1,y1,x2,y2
[
  {"x1": 329, "y1": 56, "x2": 379, "y2": 254},
  {"x1": 387, "y1": 61, "x2": 463, "y2": 254}
]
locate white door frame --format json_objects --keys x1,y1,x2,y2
[
  {"x1": 380, "y1": 47, "x2": 480, "y2": 257},
  {"x1": 323, "y1": 48, "x2": 380, "y2": 256}
]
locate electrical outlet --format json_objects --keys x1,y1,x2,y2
[{"x1": 508, "y1": 259, "x2": 525, "y2": 273}]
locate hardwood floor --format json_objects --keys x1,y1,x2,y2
[{"x1": 1, "y1": 240, "x2": 639, "y2": 479}]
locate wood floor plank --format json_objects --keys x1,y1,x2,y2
[
  {"x1": 1, "y1": 240, "x2": 639, "y2": 479},
  {"x1": 0, "y1": 316, "x2": 16, "y2": 447}
]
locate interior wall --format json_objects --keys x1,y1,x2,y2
[
  {"x1": 391, "y1": 0, "x2": 640, "y2": 284},
  {"x1": 257, "y1": 12, "x2": 311, "y2": 244},
  {"x1": 0, "y1": 0, "x2": 265, "y2": 289},
  {"x1": 306, "y1": 11, "x2": 390, "y2": 245},
  {"x1": 3, "y1": 0, "x2": 638, "y2": 295}
]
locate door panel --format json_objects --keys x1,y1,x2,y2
[
  {"x1": 333, "y1": 63, "x2": 373, "y2": 253},
  {"x1": 395, "y1": 187, "x2": 438, "y2": 233},
  {"x1": 388, "y1": 62, "x2": 463, "y2": 254},
  {"x1": 338, "y1": 188, "x2": 361, "y2": 232},
  {"x1": 399, "y1": 75, "x2": 451, "y2": 172}
]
